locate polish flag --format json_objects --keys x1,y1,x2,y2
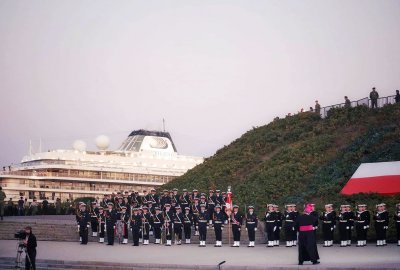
[
  {"x1": 341, "y1": 161, "x2": 400, "y2": 196},
  {"x1": 225, "y1": 188, "x2": 232, "y2": 214}
]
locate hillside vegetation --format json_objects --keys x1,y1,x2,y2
[{"x1": 163, "y1": 104, "x2": 400, "y2": 211}]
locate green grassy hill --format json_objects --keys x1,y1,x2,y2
[{"x1": 164, "y1": 104, "x2": 400, "y2": 210}]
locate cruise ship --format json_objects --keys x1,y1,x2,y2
[{"x1": 0, "y1": 130, "x2": 203, "y2": 202}]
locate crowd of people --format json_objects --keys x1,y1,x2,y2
[
  {"x1": 75, "y1": 189, "x2": 400, "y2": 251},
  {"x1": 288, "y1": 88, "x2": 400, "y2": 117}
]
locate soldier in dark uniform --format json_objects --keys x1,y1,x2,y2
[
  {"x1": 192, "y1": 189, "x2": 200, "y2": 202},
  {"x1": 345, "y1": 205, "x2": 355, "y2": 246},
  {"x1": 207, "y1": 190, "x2": 216, "y2": 216},
  {"x1": 296, "y1": 203, "x2": 320, "y2": 265},
  {"x1": 355, "y1": 204, "x2": 370, "y2": 247},
  {"x1": 374, "y1": 203, "x2": 389, "y2": 246},
  {"x1": 309, "y1": 203, "x2": 319, "y2": 232},
  {"x1": 337, "y1": 205, "x2": 350, "y2": 247},
  {"x1": 141, "y1": 190, "x2": 149, "y2": 207},
  {"x1": 130, "y1": 208, "x2": 142, "y2": 246},
  {"x1": 394, "y1": 203, "x2": 400, "y2": 246},
  {"x1": 198, "y1": 204, "x2": 209, "y2": 247},
  {"x1": 192, "y1": 198, "x2": 201, "y2": 236},
  {"x1": 104, "y1": 202, "x2": 117, "y2": 245},
  {"x1": 173, "y1": 205, "x2": 184, "y2": 245},
  {"x1": 77, "y1": 203, "x2": 90, "y2": 245},
  {"x1": 264, "y1": 204, "x2": 276, "y2": 247},
  {"x1": 141, "y1": 206, "x2": 151, "y2": 245},
  {"x1": 172, "y1": 188, "x2": 180, "y2": 207},
  {"x1": 149, "y1": 189, "x2": 159, "y2": 207},
  {"x1": 160, "y1": 190, "x2": 171, "y2": 209},
  {"x1": 152, "y1": 207, "x2": 164, "y2": 244},
  {"x1": 284, "y1": 204, "x2": 298, "y2": 247},
  {"x1": 183, "y1": 206, "x2": 193, "y2": 244},
  {"x1": 90, "y1": 202, "x2": 99, "y2": 237},
  {"x1": 319, "y1": 204, "x2": 336, "y2": 247},
  {"x1": 273, "y1": 205, "x2": 283, "y2": 246},
  {"x1": 180, "y1": 189, "x2": 190, "y2": 211},
  {"x1": 163, "y1": 203, "x2": 174, "y2": 246},
  {"x1": 231, "y1": 205, "x2": 243, "y2": 247},
  {"x1": 118, "y1": 206, "x2": 130, "y2": 244},
  {"x1": 101, "y1": 194, "x2": 111, "y2": 208},
  {"x1": 98, "y1": 207, "x2": 106, "y2": 243},
  {"x1": 75, "y1": 202, "x2": 84, "y2": 242},
  {"x1": 212, "y1": 205, "x2": 225, "y2": 247},
  {"x1": 245, "y1": 205, "x2": 258, "y2": 247}
]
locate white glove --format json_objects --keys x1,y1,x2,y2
[
  {"x1": 77, "y1": 225, "x2": 80, "y2": 229},
  {"x1": 255, "y1": 228, "x2": 257, "y2": 231},
  {"x1": 363, "y1": 226, "x2": 367, "y2": 229},
  {"x1": 221, "y1": 227, "x2": 223, "y2": 231},
  {"x1": 113, "y1": 226, "x2": 115, "y2": 229},
  {"x1": 279, "y1": 227, "x2": 281, "y2": 230},
  {"x1": 196, "y1": 226, "x2": 198, "y2": 230},
  {"x1": 366, "y1": 225, "x2": 369, "y2": 228},
  {"x1": 351, "y1": 226, "x2": 354, "y2": 230},
  {"x1": 273, "y1": 226, "x2": 276, "y2": 232},
  {"x1": 331, "y1": 227, "x2": 333, "y2": 231},
  {"x1": 209, "y1": 220, "x2": 212, "y2": 225},
  {"x1": 334, "y1": 225, "x2": 336, "y2": 229},
  {"x1": 313, "y1": 227, "x2": 316, "y2": 230},
  {"x1": 238, "y1": 228, "x2": 241, "y2": 231},
  {"x1": 292, "y1": 227, "x2": 295, "y2": 231},
  {"x1": 315, "y1": 226, "x2": 318, "y2": 230},
  {"x1": 245, "y1": 228, "x2": 248, "y2": 231},
  {"x1": 346, "y1": 226, "x2": 349, "y2": 230},
  {"x1": 224, "y1": 220, "x2": 228, "y2": 225},
  {"x1": 87, "y1": 225, "x2": 90, "y2": 228}
]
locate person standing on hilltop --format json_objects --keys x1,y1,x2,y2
[
  {"x1": 296, "y1": 203, "x2": 320, "y2": 265},
  {"x1": 395, "y1": 90, "x2": 400, "y2": 103},
  {"x1": 370, "y1": 87, "x2": 379, "y2": 108},
  {"x1": 314, "y1": 100, "x2": 321, "y2": 115},
  {"x1": 344, "y1": 96, "x2": 351, "y2": 108}
]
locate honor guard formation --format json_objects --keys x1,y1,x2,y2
[{"x1": 75, "y1": 188, "x2": 400, "y2": 248}]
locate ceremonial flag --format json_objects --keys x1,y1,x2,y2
[
  {"x1": 341, "y1": 161, "x2": 400, "y2": 196},
  {"x1": 225, "y1": 186, "x2": 232, "y2": 214}
]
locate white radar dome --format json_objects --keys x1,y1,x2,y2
[
  {"x1": 73, "y1": 140, "x2": 87, "y2": 151},
  {"x1": 95, "y1": 135, "x2": 110, "y2": 150}
]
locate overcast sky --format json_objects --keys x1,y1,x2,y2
[{"x1": 0, "y1": 0, "x2": 399, "y2": 165}]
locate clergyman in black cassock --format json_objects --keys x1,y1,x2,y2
[{"x1": 295, "y1": 203, "x2": 320, "y2": 265}]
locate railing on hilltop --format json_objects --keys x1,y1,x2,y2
[{"x1": 320, "y1": 95, "x2": 397, "y2": 118}]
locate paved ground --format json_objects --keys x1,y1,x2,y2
[{"x1": 0, "y1": 240, "x2": 399, "y2": 269}]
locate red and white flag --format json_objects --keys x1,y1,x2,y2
[
  {"x1": 341, "y1": 161, "x2": 400, "y2": 196},
  {"x1": 225, "y1": 188, "x2": 232, "y2": 214}
]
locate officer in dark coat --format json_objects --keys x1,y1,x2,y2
[
  {"x1": 160, "y1": 190, "x2": 171, "y2": 209},
  {"x1": 231, "y1": 205, "x2": 243, "y2": 247},
  {"x1": 130, "y1": 208, "x2": 142, "y2": 246},
  {"x1": 273, "y1": 205, "x2": 283, "y2": 246},
  {"x1": 394, "y1": 203, "x2": 400, "y2": 246},
  {"x1": 152, "y1": 207, "x2": 164, "y2": 244},
  {"x1": 163, "y1": 203, "x2": 174, "y2": 246},
  {"x1": 346, "y1": 205, "x2": 355, "y2": 246},
  {"x1": 90, "y1": 202, "x2": 99, "y2": 237},
  {"x1": 98, "y1": 207, "x2": 106, "y2": 243},
  {"x1": 198, "y1": 204, "x2": 209, "y2": 247},
  {"x1": 337, "y1": 205, "x2": 351, "y2": 247},
  {"x1": 245, "y1": 205, "x2": 258, "y2": 247},
  {"x1": 295, "y1": 203, "x2": 320, "y2": 265},
  {"x1": 264, "y1": 204, "x2": 276, "y2": 247},
  {"x1": 212, "y1": 205, "x2": 225, "y2": 247},
  {"x1": 284, "y1": 204, "x2": 298, "y2": 247},
  {"x1": 173, "y1": 205, "x2": 184, "y2": 245},
  {"x1": 77, "y1": 203, "x2": 90, "y2": 245},
  {"x1": 192, "y1": 198, "x2": 201, "y2": 236},
  {"x1": 183, "y1": 206, "x2": 193, "y2": 244},
  {"x1": 355, "y1": 204, "x2": 370, "y2": 247},
  {"x1": 374, "y1": 203, "x2": 389, "y2": 246},
  {"x1": 141, "y1": 206, "x2": 152, "y2": 245},
  {"x1": 105, "y1": 202, "x2": 117, "y2": 245},
  {"x1": 319, "y1": 204, "x2": 336, "y2": 247}
]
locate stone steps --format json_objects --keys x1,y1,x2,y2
[{"x1": 0, "y1": 257, "x2": 217, "y2": 270}]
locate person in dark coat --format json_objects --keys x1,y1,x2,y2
[
  {"x1": 394, "y1": 203, "x2": 400, "y2": 246},
  {"x1": 295, "y1": 203, "x2": 320, "y2": 265},
  {"x1": 319, "y1": 204, "x2": 336, "y2": 247},
  {"x1": 23, "y1": 226, "x2": 37, "y2": 270},
  {"x1": 374, "y1": 203, "x2": 389, "y2": 246}
]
